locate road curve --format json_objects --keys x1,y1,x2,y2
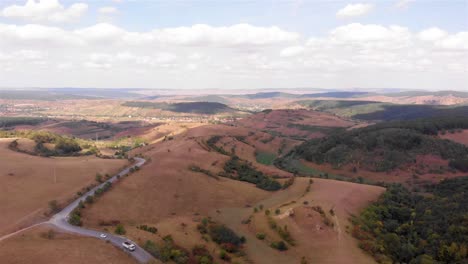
[{"x1": 49, "y1": 157, "x2": 156, "y2": 264}]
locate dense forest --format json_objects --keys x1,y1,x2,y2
[
  {"x1": 280, "y1": 117, "x2": 468, "y2": 172},
  {"x1": 352, "y1": 177, "x2": 468, "y2": 263}
]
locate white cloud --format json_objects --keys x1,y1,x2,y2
[
  {"x1": 418, "y1": 27, "x2": 447, "y2": 41},
  {"x1": 336, "y1": 3, "x2": 373, "y2": 19},
  {"x1": 437, "y1": 32, "x2": 468, "y2": 50},
  {"x1": 152, "y1": 24, "x2": 299, "y2": 46},
  {"x1": 1, "y1": 0, "x2": 88, "y2": 23},
  {"x1": 74, "y1": 23, "x2": 125, "y2": 43},
  {"x1": 0, "y1": 22, "x2": 466, "y2": 90},
  {"x1": 329, "y1": 23, "x2": 411, "y2": 47},
  {"x1": 280, "y1": 46, "x2": 305, "y2": 57},
  {"x1": 188, "y1": 53, "x2": 205, "y2": 60},
  {"x1": 395, "y1": 0, "x2": 415, "y2": 9},
  {"x1": 98, "y1": 6, "x2": 118, "y2": 15}
]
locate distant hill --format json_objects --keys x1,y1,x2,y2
[
  {"x1": 301, "y1": 91, "x2": 370, "y2": 98},
  {"x1": 0, "y1": 90, "x2": 95, "y2": 101},
  {"x1": 277, "y1": 117, "x2": 468, "y2": 173},
  {"x1": 48, "y1": 88, "x2": 143, "y2": 99},
  {"x1": 182, "y1": 95, "x2": 229, "y2": 104},
  {"x1": 383, "y1": 90, "x2": 468, "y2": 98},
  {"x1": 297, "y1": 100, "x2": 468, "y2": 121},
  {"x1": 123, "y1": 101, "x2": 235, "y2": 114},
  {"x1": 0, "y1": 117, "x2": 48, "y2": 127},
  {"x1": 244, "y1": 92, "x2": 298, "y2": 99},
  {"x1": 354, "y1": 105, "x2": 468, "y2": 121}
]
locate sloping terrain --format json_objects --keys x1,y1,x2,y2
[
  {"x1": 276, "y1": 117, "x2": 468, "y2": 186},
  {"x1": 353, "y1": 177, "x2": 468, "y2": 263},
  {"x1": 77, "y1": 122, "x2": 384, "y2": 263},
  {"x1": 212, "y1": 178, "x2": 384, "y2": 264},
  {"x1": 81, "y1": 125, "x2": 274, "y2": 228},
  {"x1": 0, "y1": 225, "x2": 135, "y2": 264},
  {"x1": 234, "y1": 109, "x2": 358, "y2": 140},
  {"x1": 297, "y1": 100, "x2": 468, "y2": 121},
  {"x1": 0, "y1": 138, "x2": 127, "y2": 236},
  {"x1": 123, "y1": 101, "x2": 238, "y2": 115}
]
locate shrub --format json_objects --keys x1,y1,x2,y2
[
  {"x1": 55, "y1": 137, "x2": 81, "y2": 154},
  {"x1": 68, "y1": 208, "x2": 82, "y2": 226},
  {"x1": 114, "y1": 224, "x2": 126, "y2": 235},
  {"x1": 277, "y1": 225, "x2": 295, "y2": 245},
  {"x1": 256, "y1": 233, "x2": 266, "y2": 240},
  {"x1": 95, "y1": 173, "x2": 103, "y2": 183},
  {"x1": 48, "y1": 200, "x2": 60, "y2": 214},
  {"x1": 219, "y1": 249, "x2": 231, "y2": 261},
  {"x1": 270, "y1": 241, "x2": 288, "y2": 251},
  {"x1": 85, "y1": 195, "x2": 94, "y2": 204},
  {"x1": 138, "y1": 224, "x2": 158, "y2": 234},
  {"x1": 192, "y1": 245, "x2": 213, "y2": 264},
  {"x1": 449, "y1": 157, "x2": 468, "y2": 172},
  {"x1": 209, "y1": 224, "x2": 244, "y2": 246}
]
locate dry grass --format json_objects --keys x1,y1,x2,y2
[
  {"x1": 0, "y1": 225, "x2": 136, "y2": 264},
  {"x1": 439, "y1": 130, "x2": 468, "y2": 146},
  {"x1": 0, "y1": 138, "x2": 128, "y2": 236},
  {"x1": 235, "y1": 109, "x2": 356, "y2": 139},
  {"x1": 217, "y1": 178, "x2": 384, "y2": 264},
  {"x1": 81, "y1": 132, "x2": 271, "y2": 228}
]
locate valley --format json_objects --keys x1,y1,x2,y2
[{"x1": 0, "y1": 88, "x2": 467, "y2": 264}]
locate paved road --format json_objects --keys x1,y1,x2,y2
[{"x1": 49, "y1": 157, "x2": 156, "y2": 264}]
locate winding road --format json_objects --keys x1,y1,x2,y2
[{"x1": 47, "y1": 157, "x2": 156, "y2": 264}]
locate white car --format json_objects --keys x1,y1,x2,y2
[
  {"x1": 99, "y1": 233, "x2": 107, "y2": 239},
  {"x1": 122, "y1": 241, "x2": 136, "y2": 251}
]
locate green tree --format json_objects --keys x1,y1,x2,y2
[{"x1": 115, "y1": 224, "x2": 126, "y2": 235}]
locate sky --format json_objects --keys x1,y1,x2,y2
[{"x1": 0, "y1": 0, "x2": 467, "y2": 91}]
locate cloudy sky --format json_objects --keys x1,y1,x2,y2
[{"x1": 0, "y1": 0, "x2": 467, "y2": 90}]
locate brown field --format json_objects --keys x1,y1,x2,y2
[
  {"x1": 211, "y1": 177, "x2": 384, "y2": 264},
  {"x1": 234, "y1": 109, "x2": 357, "y2": 139},
  {"x1": 0, "y1": 225, "x2": 135, "y2": 264},
  {"x1": 82, "y1": 130, "x2": 271, "y2": 227},
  {"x1": 79, "y1": 122, "x2": 383, "y2": 263},
  {"x1": 439, "y1": 130, "x2": 468, "y2": 146},
  {"x1": 81, "y1": 127, "x2": 275, "y2": 262},
  {"x1": 0, "y1": 138, "x2": 128, "y2": 236}
]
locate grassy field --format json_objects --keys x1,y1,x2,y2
[
  {"x1": 0, "y1": 138, "x2": 127, "y2": 236},
  {"x1": 255, "y1": 152, "x2": 277, "y2": 165},
  {"x1": 0, "y1": 225, "x2": 135, "y2": 264},
  {"x1": 212, "y1": 177, "x2": 384, "y2": 264}
]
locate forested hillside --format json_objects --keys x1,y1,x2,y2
[
  {"x1": 352, "y1": 177, "x2": 468, "y2": 263},
  {"x1": 279, "y1": 117, "x2": 468, "y2": 172}
]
